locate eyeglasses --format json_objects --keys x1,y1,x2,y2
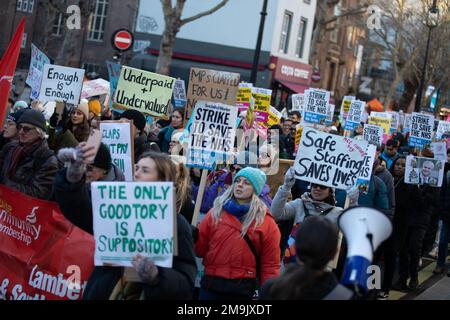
[
  {"x1": 17, "y1": 125, "x2": 36, "y2": 133},
  {"x1": 311, "y1": 184, "x2": 328, "y2": 190}
]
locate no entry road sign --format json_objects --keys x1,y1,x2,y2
[{"x1": 112, "y1": 29, "x2": 134, "y2": 52}]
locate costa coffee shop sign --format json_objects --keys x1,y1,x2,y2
[{"x1": 272, "y1": 56, "x2": 312, "y2": 86}]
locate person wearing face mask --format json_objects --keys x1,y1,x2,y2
[
  {"x1": 53, "y1": 142, "x2": 125, "y2": 234},
  {"x1": 195, "y1": 167, "x2": 281, "y2": 300},
  {"x1": 157, "y1": 108, "x2": 185, "y2": 153},
  {"x1": 82, "y1": 152, "x2": 197, "y2": 300}
]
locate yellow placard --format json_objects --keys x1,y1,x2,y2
[
  {"x1": 369, "y1": 116, "x2": 391, "y2": 135},
  {"x1": 236, "y1": 87, "x2": 252, "y2": 104},
  {"x1": 294, "y1": 125, "x2": 303, "y2": 153}
]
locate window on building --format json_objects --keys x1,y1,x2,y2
[
  {"x1": 21, "y1": 33, "x2": 27, "y2": 48},
  {"x1": 88, "y1": 0, "x2": 109, "y2": 42},
  {"x1": 53, "y1": 13, "x2": 64, "y2": 36},
  {"x1": 341, "y1": 67, "x2": 347, "y2": 88},
  {"x1": 82, "y1": 63, "x2": 100, "y2": 75},
  {"x1": 330, "y1": 24, "x2": 338, "y2": 43},
  {"x1": 17, "y1": 0, "x2": 34, "y2": 13},
  {"x1": 279, "y1": 11, "x2": 293, "y2": 54},
  {"x1": 296, "y1": 18, "x2": 307, "y2": 58},
  {"x1": 347, "y1": 27, "x2": 354, "y2": 49}
]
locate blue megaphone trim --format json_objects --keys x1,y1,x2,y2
[{"x1": 341, "y1": 255, "x2": 371, "y2": 293}]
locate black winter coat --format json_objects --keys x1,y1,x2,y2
[
  {"x1": 393, "y1": 179, "x2": 428, "y2": 228},
  {"x1": 53, "y1": 165, "x2": 125, "y2": 234},
  {"x1": 439, "y1": 164, "x2": 450, "y2": 224},
  {"x1": 83, "y1": 214, "x2": 197, "y2": 300},
  {"x1": 0, "y1": 139, "x2": 58, "y2": 200}
]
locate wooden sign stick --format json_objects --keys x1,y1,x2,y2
[{"x1": 191, "y1": 169, "x2": 209, "y2": 226}]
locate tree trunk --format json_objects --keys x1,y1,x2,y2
[{"x1": 155, "y1": 17, "x2": 178, "y2": 75}]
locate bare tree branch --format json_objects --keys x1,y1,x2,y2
[{"x1": 181, "y1": 0, "x2": 229, "y2": 25}]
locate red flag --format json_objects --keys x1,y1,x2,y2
[{"x1": 0, "y1": 18, "x2": 25, "y2": 125}]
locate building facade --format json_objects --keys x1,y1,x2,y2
[
  {"x1": 309, "y1": 0, "x2": 366, "y2": 104},
  {"x1": 132, "y1": 0, "x2": 317, "y2": 108}
]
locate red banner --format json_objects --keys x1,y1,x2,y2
[{"x1": 0, "y1": 185, "x2": 95, "y2": 300}]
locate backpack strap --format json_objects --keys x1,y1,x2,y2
[
  {"x1": 323, "y1": 283, "x2": 354, "y2": 300},
  {"x1": 243, "y1": 233, "x2": 260, "y2": 280}
]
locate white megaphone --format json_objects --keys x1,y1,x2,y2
[{"x1": 338, "y1": 206, "x2": 392, "y2": 294}]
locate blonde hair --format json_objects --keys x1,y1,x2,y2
[
  {"x1": 170, "y1": 155, "x2": 191, "y2": 213},
  {"x1": 212, "y1": 184, "x2": 267, "y2": 236}
]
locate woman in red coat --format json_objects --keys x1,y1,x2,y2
[{"x1": 195, "y1": 167, "x2": 281, "y2": 300}]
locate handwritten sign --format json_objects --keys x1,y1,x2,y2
[
  {"x1": 363, "y1": 124, "x2": 383, "y2": 147},
  {"x1": 26, "y1": 44, "x2": 51, "y2": 100},
  {"x1": 186, "y1": 101, "x2": 238, "y2": 170},
  {"x1": 344, "y1": 100, "x2": 365, "y2": 131},
  {"x1": 173, "y1": 79, "x2": 187, "y2": 108},
  {"x1": 114, "y1": 66, "x2": 175, "y2": 118},
  {"x1": 302, "y1": 89, "x2": 330, "y2": 126},
  {"x1": 295, "y1": 127, "x2": 368, "y2": 189},
  {"x1": 409, "y1": 112, "x2": 434, "y2": 149},
  {"x1": 38, "y1": 64, "x2": 85, "y2": 105},
  {"x1": 91, "y1": 182, "x2": 175, "y2": 268},
  {"x1": 186, "y1": 67, "x2": 240, "y2": 119},
  {"x1": 100, "y1": 121, "x2": 134, "y2": 181}
]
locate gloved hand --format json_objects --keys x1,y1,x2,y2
[
  {"x1": 346, "y1": 185, "x2": 360, "y2": 207},
  {"x1": 132, "y1": 254, "x2": 159, "y2": 285},
  {"x1": 283, "y1": 167, "x2": 296, "y2": 190},
  {"x1": 49, "y1": 110, "x2": 59, "y2": 128}
]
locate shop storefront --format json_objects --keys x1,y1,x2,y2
[{"x1": 269, "y1": 56, "x2": 312, "y2": 109}]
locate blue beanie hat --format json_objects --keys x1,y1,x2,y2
[{"x1": 233, "y1": 167, "x2": 267, "y2": 196}]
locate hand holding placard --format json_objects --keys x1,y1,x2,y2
[{"x1": 283, "y1": 167, "x2": 296, "y2": 190}]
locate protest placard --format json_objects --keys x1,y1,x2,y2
[
  {"x1": 100, "y1": 121, "x2": 134, "y2": 181},
  {"x1": 388, "y1": 111, "x2": 399, "y2": 134},
  {"x1": 403, "y1": 114, "x2": 412, "y2": 134},
  {"x1": 114, "y1": 66, "x2": 175, "y2": 118},
  {"x1": 409, "y1": 112, "x2": 434, "y2": 149},
  {"x1": 236, "y1": 83, "x2": 253, "y2": 113},
  {"x1": 26, "y1": 44, "x2": 51, "y2": 100},
  {"x1": 81, "y1": 78, "x2": 110, "y2": 99},
  {"x1": 356, "y1": 144, "x2": 377, "y2": 193},
  {"x1": 252, "y1": 87, "x2": 272, "y2": 123},
  {"x1": 368, "y1": 113, "x2": 391, "y2": 144},
  {"x1": 186, "y1": 67, "x2": 240, "y2": 119},
  {"x1": 405, "y1": 155, "x2": 444, "y2": 187},
  {"x1": 106, "y1": 61, "x2": 121, "y2": 110},
  {"x1": 436, "y1": 121, "x2": 450, "y2": 140},
  {"x1": 186, "y1": 101, "x2": 238, "y2": 170},
  {"x1": 0, "y1": 185, "x2": 94, "y2": 300},
  {"x1": 91, "y1": 182, "x2": 175, "y2": 268},
  {"x1": 431, "y1": 142, "x2": 448, "y2": 162},
  {"x1": 344, "y1": 100, "x2": 365, "y2": 131},
  {"x1": 326, "y1": 104, "x2": 335, "y2": 126},
  {"x1": 173, "y1": 79, "x2": 187, "y2": 108},
  {"x1": 294, "y1": 124, "x2": 303, "y2": 154},
  {"x1": 340, "y1": 96, "x2": 355, "y2": 123},
  {"x1": 303, "y1": 89, "x2": 330, "y2": 126},
  {"x1": 262, "y1": 106, "x2": 282, "y2": 129},
  {"x1": 291, "y1": 93, "x2": 305, "y2": 114},
  {"x1": 363, "y1": 124, "x2": 383, "y2": 147},
  {"x1": 38, "y1": 64, "x2": 85, "y2": 105},
  {"x1": 294, "y1": 127, "x2": 368, "y2": 190}
]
